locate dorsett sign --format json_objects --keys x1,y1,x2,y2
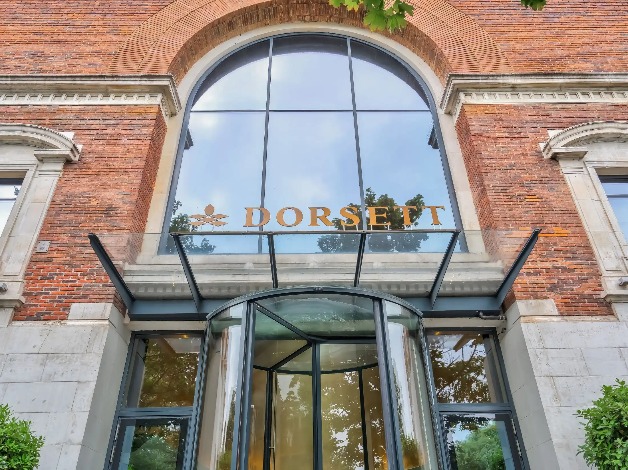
[{"x1": 189, "y1": 204, "x2": 446, "y2": 228}]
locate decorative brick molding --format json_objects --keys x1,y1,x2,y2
[
  {"x1": 0, "y1": 75, "x2": 181, "y2": 119},
  {"x1": 109, "y1": 0, "x2": 511, "y2": 82},
  {"x1": 441, "y1": 74, "x2": 628, "y2": 121}
]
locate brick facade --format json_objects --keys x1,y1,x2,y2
[{"x1": 0, "y1": 2, "x2": 625, "y2": 321}]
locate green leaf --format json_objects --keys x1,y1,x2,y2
[
  {"x1": 363, "y1": 9, "x2": 388, "y2": 31},
  {"x1": 344, "y1": 0, "x2": 361, "y2": 11},
  {"x1": 328, "y1": 0, "x2": 344, "y2": 8},
  {"x1": 521, "y1": 0, "x2": 546, "y2": 10}
]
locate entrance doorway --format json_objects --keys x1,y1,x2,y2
[{"x1": 197, "y1": 289, "x2": 438, "y2": 470}]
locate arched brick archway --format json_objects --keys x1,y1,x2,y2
[{"x1": 110, "y1": 0, "x2": 512, "y2": 83}]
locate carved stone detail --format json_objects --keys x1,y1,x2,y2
[
  {"x1": 0, "y1": 123, "x2": 81, "y2": 162},
  {"x1": 540, "y1": 121, "x2": 628, "y2": 160}
]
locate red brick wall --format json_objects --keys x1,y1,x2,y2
[
  {"x1": 457, "y1": 103, "x2": 628, "y2": 316},
  {"x1": 0, "y1": 1, "x2": 625, "y2": 319},
  {"x1": 5, "y1": 106, "x2": 166, "y2": 321}
]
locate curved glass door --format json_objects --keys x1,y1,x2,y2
[{"x1": 197, "y1": 290, "x2": 438, "y2": 470}]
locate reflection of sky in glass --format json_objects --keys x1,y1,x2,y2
[
  {"x1": 601, "y1": 180, "x2": 628, "y2": 239},
  {"x1": 173, "y1": 113, "x2": 265, "y2": 229},
  {"x1": 351, "y1": 41, "x2": 428, "y2": 111},
  {"x1": 358, "y1": 112, "x2": 454, "y2": 229},
  {"x1": 264, "y1": 112, "x2": 360, "y2": 231},
  {"x1": 0, "y1": 181, "x2": 20, "y2": 235},
  {"x1": 270, "y1": 36, "x2": 352, "y2": 110},
  {"x1": 192, "y1": 41, "x2": 270, "y2": 110},
  {"x1": 169, "y1": 35, "x2": 459, "y2": 253}
]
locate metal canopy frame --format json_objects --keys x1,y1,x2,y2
[{"x1": 88, "y1": 228, "x2": 540, "y2": 320}]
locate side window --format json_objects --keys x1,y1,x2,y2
[
  {"x1": 599, "y1": 176, "x2": 628, "y2": 241},
  {"x1": 108, "y1": 334, "x2": 203, "y2": 470},
  {"x1": 427, "y1": 330, "x2": 525, "y2": 470},
  {"x1": 0, "y1": 177, "x2": 23, "y2": 236}
]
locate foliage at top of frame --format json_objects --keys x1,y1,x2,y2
[
  {"x1": 576, "y1": 379, "x2": 628, "y2": 470},
  {"x1": 0, "y1": 404, "x2": 44, "y2": 470},
  {"x1": 329, "y1": 0, "x2": 547, "y2": 32}
]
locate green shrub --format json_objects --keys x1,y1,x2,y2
[
  {"x1": 0, "y1": 404, "x2": 44, "y2": 470},
  {"x1": 576, "y1": 379, "x2": 628, "y2": 470}
]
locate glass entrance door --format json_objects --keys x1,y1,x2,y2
[
  {"x1": 196, "y1": 290, "x2": 438, "y2": 470},
  {"x1": 249, "y1": 337, "x2": 388, "y2": 470}
]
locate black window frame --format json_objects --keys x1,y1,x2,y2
[
  {"x1": 105, "y1": 331, "x2": 205, "y2": 470},
  {"x1": 424, "y1": 327, "x2": 530, "y2": 470}
]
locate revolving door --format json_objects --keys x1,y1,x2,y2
[{"x1": 196, "y1": 288, "x2": 438, "y2": 470}]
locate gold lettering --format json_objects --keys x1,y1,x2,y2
[
  {"x1": 244, "y1": 207, "x2": 270, "y2": 227},
  {"x1": 422, "y1": 205, "x2": 445, "y2": 225},
  {"x1": 277, "y1": 207, "x2": 303, "y2": 227},
  {"x1": 367, "y1": 206, "x2": 390, "y2": 228},
  {"x1": 394, "y1": 205, "x2": 418, "y2": 227},
  {"x1": 339, "y1": 206, "x2": 360, "y2": 227},
  {"x1": 309, "y1": 207, "x2": 334, "y2": 227}
]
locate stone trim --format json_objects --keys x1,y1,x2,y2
[
  {"x1": 542, "y1": 121, "x2": 628, "y2": 301},
  {"x1": 0, "y1": 123, "x2": 82, "y2": 162},
  {"x1": 440, "y1": 74, "x2": 628, "y2": 120},
  {"x1": 0, "y1": 75, "x2": 181, "y2": 119},
  {"x1": 541, "y1": 121, "x2": 628, "y2": 159},
  {"x1": 0, "y1": 125, "x2": 83, "y2": 311}
]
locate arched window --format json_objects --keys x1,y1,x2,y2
[{"x1": 165, "y1": 34, "x2": 458, "y2": 251}]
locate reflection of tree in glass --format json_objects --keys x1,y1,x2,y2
[
  {"x1": 449, "y1": 421, "x2": 505, "y2": 470},
  {"x1": 168, "y1": 200, "x2": 215, "y2": 254},
  {"x1": 428, "y1": 334, "x2": 491, "y2": 404},
  {"x1": 217, "y1": 390, "x2": 236, "y2": 470},
  {"x1": 318, "y1": 188, "x2": 427, "y2": 253},
  {"x1": 137, "y1": 338, "x2": 199, "y2": 407},
  {"x1": 128, "y1": 422, "x2": 181, "y2": 470}
]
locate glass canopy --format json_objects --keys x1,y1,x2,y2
[{"x1": 89, "y1": 228, "x2": 539, "y2": 319}]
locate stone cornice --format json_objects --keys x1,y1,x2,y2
[
  {"x1": 0, "y1": 75, "x2": 181, "y2": 119},
  {"x1": 441, "y1": 73, "x2": 628, "y2": 120}
]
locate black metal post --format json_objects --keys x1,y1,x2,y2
[
  {"x1": 429, "y1": 230, "x2": 460, "y2": 307},
  {"x1": 495, "y1": 228, "x2": 541, "y2": 305},
  {"x1": 263, "y1": 370, "x2": 273, "y2": 470},
  {"x1": 171, "y1": 233, "x2": 203, "y2": 313},
  {"x1": 358, "y1": 368, "x2": 370, "y2": 470}
]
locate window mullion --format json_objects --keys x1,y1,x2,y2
[{"x1": 347, "y1": 38, "x2": 367, "y2": 228}]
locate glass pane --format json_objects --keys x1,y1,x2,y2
[
  {"x1": 198, "y1": 306, "x2": 244, "y2": 470},
  {"x1": 428, "y1": 331, "x2": 506, "y2": 403},
  {"x1": 125, "y1": 335, "x2": 201, "y2": 408},
  {"x1": 601, "y1": 179, "x2": 628, "y2": 196},
  {"x1": 253, "y1": 309, "x2": 308, "y2": 369},
  {"x1": 350, "y1": 40, "x2": 428, "y2": 111},
  {"x1": 113, "y1": 418, "x2": 186, "y2": 470},
  {"x1": 358, "y1": 112, "x2": 455, "y2": 229},
  {"x1": 249, "y1": 368, "x2": 268, "y2": 470},
  {"x1": 192, "y1": 40, "x2": 270, "y2": 110},
  {"x1": 319, "y1": 343, "x2": 387, "y2": 470},
  {"x1": 606, "y1": 196, "x2": 628, "y2": 239},
  {"x1": 443, "y1": 413, "x2": 522, "y2": 470},
  {"x1": 270, "y1": 35, "x2": 352, "y2": 110},
  {"x1": 263, "y1": 112, "x2": 360, "y2": 231},
  {"x1": 169, "y1": 112, "x2": 265, "y2": 234},
  {"x1": 385, "y1": 302, "x2": 438, "y2": 470},
  {"x1": 0, "y1": 180, "x2": 21, "y2": 234},
  {"x1": 257, "y1": 293, "x2": 374, "y2": 337},
  {"x1": 273, "y1": 372, "x2": 314, "y2": 469},
  {"x1": 362, "y1": 365, "x2": 388, "y2": 469}
]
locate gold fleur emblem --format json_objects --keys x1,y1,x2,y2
[{"x1": 190, "y1": 204, "x2": 228, "y2": 227}]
